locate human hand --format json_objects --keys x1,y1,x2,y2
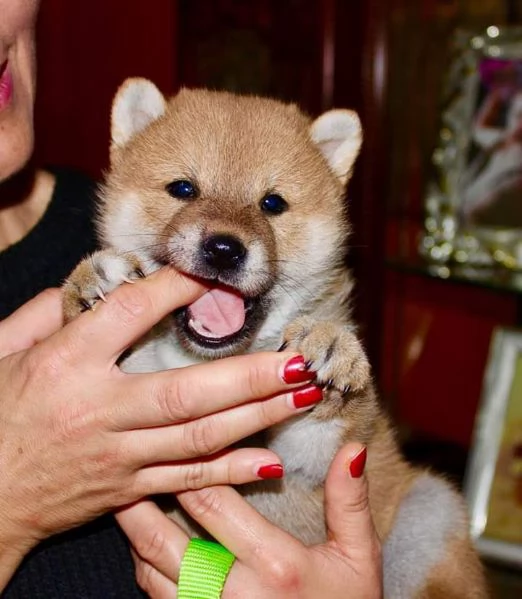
[
  {"x1": 0, "y1": 268, "x2": 320, "y2": 587},
  {"x1": 118, "y1": 442, "x2": 383, "y2": 598}
]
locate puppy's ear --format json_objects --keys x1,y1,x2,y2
[
  {"x1": 111, "y1": 78, "x2": 166, "y2": 150},
  {"x1": 310, "y1": 110, "x2": 362, "y2": 185}
]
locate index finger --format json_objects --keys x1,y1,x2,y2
[{"x1": 47, "y1": 267, "x2": 207, "y2": 366}]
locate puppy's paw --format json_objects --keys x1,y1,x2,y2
[
  {"x1": 62, "y1": 249, "x2": 145, "y2": 321},
  {"x1": 281, "y1": 316, "x2": 370, "y2": 395}
]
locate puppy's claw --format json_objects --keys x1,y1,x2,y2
[
  {"x1": 63, "y1": 249, "x2": 146, "y2": 321},
  {"x1": 80, "y1": 299, "x2": 91, "y2": 313},
  {"x1": 277, "y1": 341, "x2": 288, "y2": 352},
  {"x1": 342, "y1": 385, "x2": 351, "y2": 396}
]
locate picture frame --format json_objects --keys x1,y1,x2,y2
[
  {"x1": 421, "y1": 26, "x2": 522, "y2": 270},
  {"x1": 464, "y1": 327, "x2": 522, "y2": 567}
]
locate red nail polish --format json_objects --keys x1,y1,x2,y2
[
  {"x1": 283, "y1": 355, "x2": 315, "y2": 384},
  {"x1": 292, "y1": 384, "x2": 322, "y2": 409},
  {"x1": 349, "y1": 447, "x2": 367, "y2": 478},
  {"x1": 257, "y1": 464, "x2": 284, "y2": 479}
]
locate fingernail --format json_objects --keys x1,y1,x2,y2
[
  {"x1": 292, "y1": 384, "x2": 323, "y2": 409},
  {"x1": 282, "y1": 355, "x2": 315, "y2": 384},
  {"x1": 257, "y1": 463, "x2": 284, "y2": 479},
  {"x1": 349, "y1": 447, "x2": 367, "y2": 478}
]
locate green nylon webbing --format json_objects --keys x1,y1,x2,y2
[{"x1": 178, "y1": 538, "x2": 236, "y2": 599}]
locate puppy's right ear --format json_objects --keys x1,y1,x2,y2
[
  {"x1": 310, "y1": 109, "x2": 362, "y2": 186},
  {"x1": 111, "y1": 78, "x2": 166, "y2": 151}
]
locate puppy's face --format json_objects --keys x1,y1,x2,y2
[{"x1": 100, "y1": 80, "x2": 362, "y2": 358}]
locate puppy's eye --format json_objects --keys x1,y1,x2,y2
[
  {"x1": 260, "y1": 193, "x2": 288, "y2": 215},
  {"x1": 165, "y1": 180, "x2": 198, "y2": 199}
]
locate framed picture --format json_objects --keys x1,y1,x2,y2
[
  {"x1": 421, "y1": 27, "x2": 522, "y2": 270},
  {"x1": 464, "y1": 327, "x2": 522, "y2": 567}
]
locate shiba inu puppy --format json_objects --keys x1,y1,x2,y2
[{"x1": 63, "y1": 79, "x2": 487, "y2": 598}]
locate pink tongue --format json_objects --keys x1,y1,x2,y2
[{"x1": 188, "y1": 288, "x2": 246, "y2": 337}]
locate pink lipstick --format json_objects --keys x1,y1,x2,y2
[{"x1": 0, "y1": 61, "x2": 14, "y2": 111}]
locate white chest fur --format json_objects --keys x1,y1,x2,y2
[{"x1": 267, "y1": 414, "x2": 345, "y2": 487}]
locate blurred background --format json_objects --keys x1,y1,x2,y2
[{"x1": 35, "y1": 1, "x2": 522, "y2": 593}]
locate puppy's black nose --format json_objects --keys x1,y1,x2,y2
[{"x1": 202, "y1": 234, "x2": 246, "y2": 271}]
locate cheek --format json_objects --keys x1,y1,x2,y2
[
  {"x1": 0, "y1": 0, "x2": 39, "y2": 45},
  {"x1": 0, "y1": 104, "x2": 34, "y2": 179},
  {"x1": 275, "y1": 217, "x2": 343, "y2": 273},
  {"x1": 100, "y1": 194, "x2": 145, "y2": 250},
  {"x1": 14, "y1": 0, "x2": 40, "y2": 31}
]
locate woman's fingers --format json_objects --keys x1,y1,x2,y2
[
  {"x1": 0, "y1": 288, "x2": 63, "y2": 358},
  {"x1": 177, "y1": 485, "x2": 301, "y2": 569},
  {"x1": 117, "y1": 500, "x2": 188, "y2": 582},
  {"x1": 324, "y1": 443, "x2": 382, "y2": 568},
  {"x1": 119, "y1": 446, "x2": 384, "y2": 599},
  {"x1": 42, "y1": 267, "x2": 207, "y2": 368},
  {"x1": 133, "y1": 448, "x2": 282, "y2": 495},
  {"x1": 105, "y1": 353, "x2": 318, "y2": 430},
  {"x1": 133, "y1": 557, "x2": 178, "y2": 599},
  {"x1": 121, "y1": 384, "x2": 320, "y2": 465}
]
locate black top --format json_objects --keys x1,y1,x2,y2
[{"x1": 1, "y1": 168, "x2": 144, "y2": 598}]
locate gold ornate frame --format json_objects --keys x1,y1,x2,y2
[{"x1": 421, "y1": 27, "x2": 522, "y2": 270}]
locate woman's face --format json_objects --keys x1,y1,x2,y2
[{"x1": 0, "y1": 0, "x2": 40, "y2": 182}]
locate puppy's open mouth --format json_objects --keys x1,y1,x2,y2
[{"x1": 174, "y1": 285, "x2": 265, "y2": 354}]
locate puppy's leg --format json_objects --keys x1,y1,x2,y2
[
  {"x1": 383, "y1": 473, "x2": 488, "y2": 599},
  {"x1": 267, "y1": 316, "x2": 374, "y2": 485},
  {"x1": 62, "y1": 249, "x2": 145, "y2": 320}
]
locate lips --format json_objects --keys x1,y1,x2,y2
[{"x1": 0, "y1": 61, "x2": 13, "y2": 111}]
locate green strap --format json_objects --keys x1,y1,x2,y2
[{"x1": 178, "y1": 538, "x2": 236, "y2": 599}]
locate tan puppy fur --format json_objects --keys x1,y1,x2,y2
[{"x1": 63, "y1": 79, "x2": 488, "y2": 598}]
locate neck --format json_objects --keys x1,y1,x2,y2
[{"x1": 0, "y1": 164, "x2": 55, "y2": 251}]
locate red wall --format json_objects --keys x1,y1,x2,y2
[
  {"x1": 35, "y1": 1, "x2": 179, "y2": 178},
  {"x1": 382, "y1": 270, "x2": 519, "y2": 448}
]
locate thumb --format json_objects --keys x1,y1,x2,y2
[
  {"x1": 324, "y1": 443, "x2": 379, "y2": 557},
  {"x1": 0, "y1": 288, "x2": 64, "y2": 358}
]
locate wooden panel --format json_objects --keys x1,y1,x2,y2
[
  {"x1": 35, "y1": 1, "x2": 179, "y2": 177},
  {"x1": 382, "y1": 270, "x2": 519, "y2": 447},
  {"x1": 177, "y1": 0, "x2": 324, "y2": 114}
]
